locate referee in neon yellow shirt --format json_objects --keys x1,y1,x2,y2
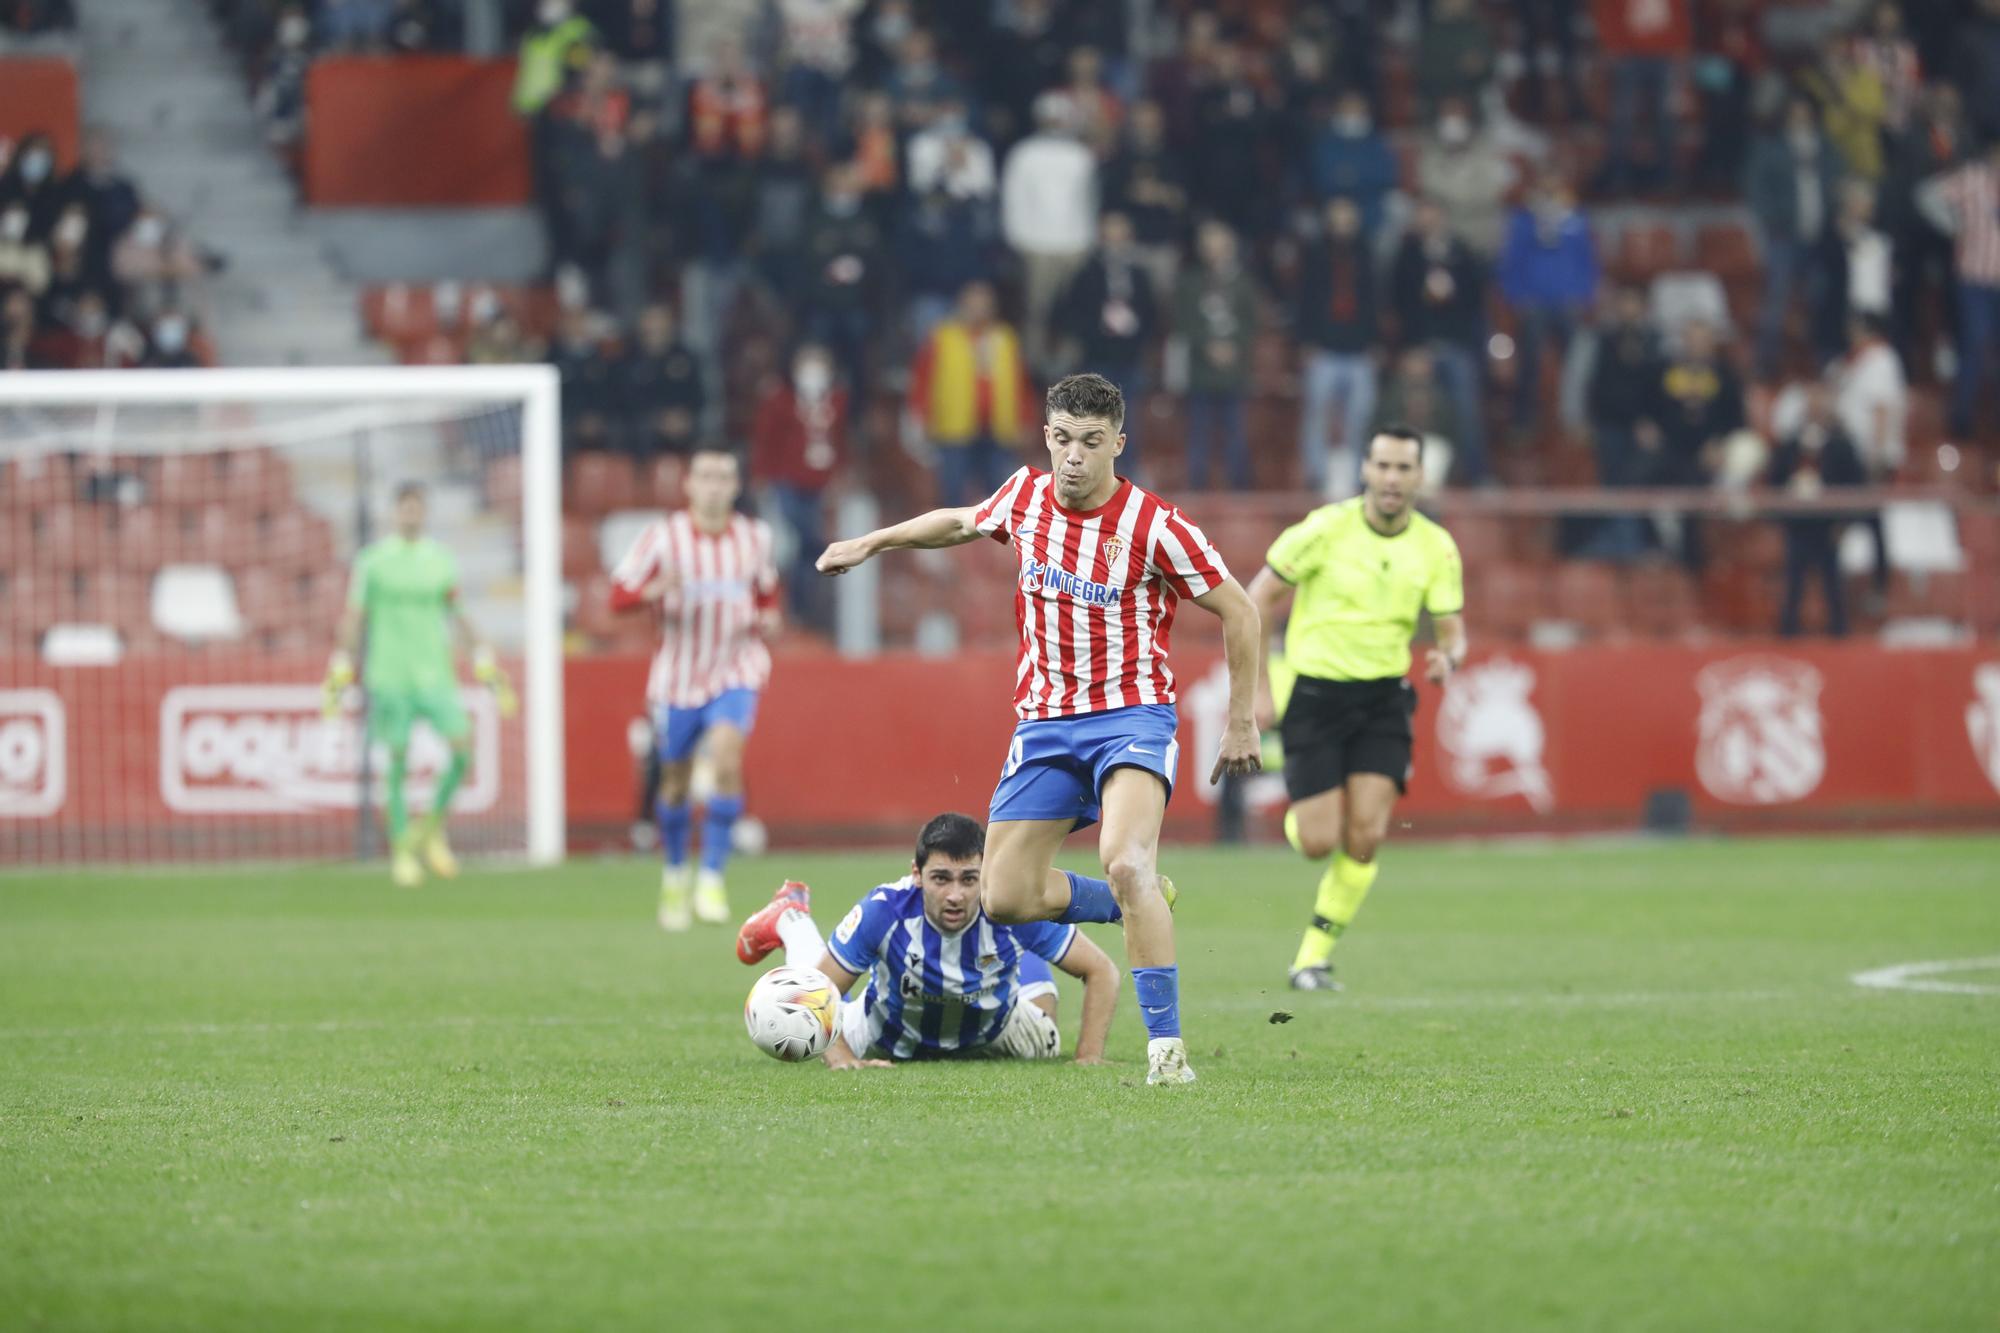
[{"x1": 1248, "y1": 428, "x2": 1467, "y2": 991}]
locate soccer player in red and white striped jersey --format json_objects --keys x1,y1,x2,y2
[
  {"x1": 817, "y1": 374, "x2": 1263, "y2": 1085},
  {"x1": 610, "y1": 448, "x2": 780, "y2": 931}
]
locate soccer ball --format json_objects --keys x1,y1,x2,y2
[{"x1": 744, "y1": 965, "x2": 840, "y2": 1062}]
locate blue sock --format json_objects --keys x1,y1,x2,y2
[
  {"x1": 656, "y1": 800, "x2": 690, "y2": 869},
  {"x1": 1131, "y1": 965, "x2": 1181, "y2": 1040},
  {"x1": 1057, "y1": 871, "x2": 1121, "y2": 924},
  {"x1": 701, "y1": 794, "x2": 743, "y2": 874}
]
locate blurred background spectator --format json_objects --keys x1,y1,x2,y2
[
  {"x1": 1172, "y1": 220, "x2": 1257, "y2": 491},
  {"x1": 908, "y1": 280, "x2": 1032, "y2": 505}
]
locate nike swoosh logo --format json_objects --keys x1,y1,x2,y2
[{"x1": 1127, "y1": 745, "x2": 1157, "y2": 755}]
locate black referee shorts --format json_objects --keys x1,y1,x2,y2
[{"x1": 1278, "y1": 674, "x2": 1417, "y2": 801}]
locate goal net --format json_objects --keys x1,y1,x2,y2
[{"x1": 0, "y1": 366, "x2": 564, "y2": 868}]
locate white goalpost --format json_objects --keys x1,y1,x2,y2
[{"x1": 0, "y1": 365, "x2": 566, "y2": 867}]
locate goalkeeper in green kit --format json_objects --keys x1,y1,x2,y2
[{"x1": 322, "y1": 482, "x2": 516, "y2": 887}]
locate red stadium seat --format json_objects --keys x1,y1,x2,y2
[
  {"x1": 562, "y1": 516, "x2": 601, "y2": 580},
  {"x1": 153, "y1": 453, "x2": 216, "y2": 507},
  {"x1": 1694, "y1": 223, "x2": 1759, "y2": 281},
  {"x1": 1615, "y1": 223, "x2": 1683, "y2": 283},
  {"x1": 112, "y1": 507, "x2": 170, "y2": 572},
  {"x1": 568, "y1": 452, "x2": 638, "y2": 519},
  {"x1": 362, "y1": 284, "x2": 438, "y2": 342},
  {"x1": 1551, "y1": 561, "x2": 1626, "y2": 637},
  {"x1": 1467, "y1": 562, "x2": 1546, "y2": 641},
  {"x1": 1624, "y1": 563, "x2": 1701, "y2": 639},
  {"x1": 34, "y1": 504, "x2": 113, "y2": 573}
]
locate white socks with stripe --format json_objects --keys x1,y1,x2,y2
[{"x1": 778, "y1": 910, "x2": 827, "y2": 969}]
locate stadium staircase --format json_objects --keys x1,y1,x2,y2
[{"x1": 74, "y1": 0, "x2": 380, "y2": 368}]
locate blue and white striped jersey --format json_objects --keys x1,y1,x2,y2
[{"x1": 825, "y1": 877, "x2": 1077, "y2": 1060}]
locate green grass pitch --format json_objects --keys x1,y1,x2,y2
[{"x1": 3, "y1": 835, "x2": 1997, "y2": 1331}]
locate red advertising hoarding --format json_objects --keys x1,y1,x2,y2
[{"x1": 3, "y1": 644, "x2": 1995, "y2": 863}]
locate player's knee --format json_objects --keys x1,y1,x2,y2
[
  {"x1": 1104, "y1": 851, "x2": 1155, "y2": 905},
  {"x1": 1298, "y1": 825, "x2": 1341, "y2": 860},
  {"x1": 1344, "y1": 827, "x2": 1384, "y2": 863},
  {"x1": 980, "y1": 864, "x2": 1044, "y2": 925}
]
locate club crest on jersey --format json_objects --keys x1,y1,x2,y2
[
  {"x1": 1101, "y1": 535, "x2": 1126, "y2": 565},
  {"x1": 1020, "y1": 557, "x2": 1120, "y2": 607}
]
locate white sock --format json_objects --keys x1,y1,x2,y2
[
  {"x1": 696, "y1": 867, "x2": 724, "y2": 895},
  {"x1": 777, "y1": 909, "x2": 827, "y2": 969}
]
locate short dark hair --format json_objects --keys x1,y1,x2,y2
[
  {"x1": 1045, "y1": 372, "x2": 1125, "y2": 430},
  {"x1": 1368, "y1": 426, "x2": 1425, "y2": 462},
  {"x1": 394, "y1": 481, "x2": 427, "y2": 503},
  {"x1": 689, "y1": 444, "x2": 741, "y2": 468},
  {"x1": 914, "y1": 812, "x2": 983, "y2": 869}
]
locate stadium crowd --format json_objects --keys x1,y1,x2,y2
[
  {"x1": 10, "y1": 0, "x2": 2000, "y2": 640},
  {"x1": 0, "y1": 129, "x2": 219, "y2": 370}
]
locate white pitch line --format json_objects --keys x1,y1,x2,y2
[{"x1": 1851, "y1": 957, "x2": 2000, "y2": 997}]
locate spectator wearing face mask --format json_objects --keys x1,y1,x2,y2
[
  {"x1": 255, "y1": 6, "x2": 316, "y2": 143},
  {"x1": 618, "y1": 304, "x2": 704, "y2": 458},
  {"x1": 1295, "y1": 196, "x2": 1380, "y2": 498},
  {"x1": 59, "y1": 130, "x2": 141, "y2": 274},
  {"x1": 802, "y1": 162, "x2": 885, "y2": 400},
  {"x1": 0, "y1": 133, "x2": 64, "y2": 237},
  {"x1": 1746, "y1": 98, "x2": 1843, "y2": 377},
  {"x1": 549, "y1": 309, "x2": 618, "y2": 454},
  {"x1": 898, "y1": 185, "x2": 997, "y2": 349},
  {"x1": 1690, "y1": 0, "x2": 1765, "y2": 194},
  {"x1": 0, "y1": 202, "x2": 53, "y2": 298},
  {"x1": 1390, "y1": 199, "x2": 1490, "y2": 485},
  {"x1": 1001, "y1": 93, "x2": 1098, "y2": 377},
  {"x1": 751, "y1": 343, "x2": 849, "y2": 632},
  {"x1": 1055, "y1": 210, "x2": 1158, "y2": 473},
  {"x1": 39, "y1": 291, "x2": 141, "y2": 370},
  {"x1": 1414, "y1": 0, "x2": 1497, "y2": 119},
  {"x1": 776, "y1": 0, "x2": 862, "y2": 133},
  {"x1": 39, "y1": 205, "x2": 114, "y2": 329},
  {"x1": 1810, "y1": 179, "x2": 1892, "y2": 366},
  {"x1": 141, "y1": 311, "x2": 202, "y2": 369},
  {"x1": 1172, "y1": 220, "x2": 1259, "y2": 492},
  {"x1": 743, "y1": 107, "x2": 819, "y2": 303},
  {"x1": 1305, "y1": 90, "x2": 1397, "y2": 239},
  {"x1": 1592, "y1": 0, "x2": 1692, "y2": 194},
  {"x1": 1416, "y1": 98, "x2": 1517, "y2": 258},
  {"x1": 1769, "y1": 385, "x2": 1865, "y2": 638},
  {"x1": 907, "y1": 99, "x2": 996, "y2": 203},
  {"x1": 1498, "y1": 169, "x2": 1599, "y2": 433},
  {"x1": 1102, "y1": 101, "x2": 1188, "y2": 304}
]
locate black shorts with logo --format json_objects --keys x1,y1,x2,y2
[{"x1": 1279, "y1": 674, "x2": 1417, "y2": 801}]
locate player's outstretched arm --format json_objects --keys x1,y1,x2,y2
[
  {"x1": 815, "y1": 505, "x2": 983, "y2": 576},
  {"x1": 1193, "y1": 578, "x2": 1264, "y2": 784},
  {"x1": 1246, "y1": 565, "x2": 1296, "y2": 730},
  {"x1": 809, "y1": 952, "x2": 892, "y2": 1070},
  {"x1": 1055, "y1": 934, "x2": 1120, "y2": 1066}
]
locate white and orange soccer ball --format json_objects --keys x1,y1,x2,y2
[{"x1": 744, "y1": 965, "x2": 840, "y2": 1062}]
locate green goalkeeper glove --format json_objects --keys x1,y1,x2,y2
[
  {"x1": 474, "y1": 646, "x2": 518, "y2": 719},
  {"x1": 322, "y1": 650, "x2": 355, "y2": 719}
]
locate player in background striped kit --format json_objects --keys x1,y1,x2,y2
[
  {"x1": 817, "y1": 374, "x2": 1263, "y2": 1085},
  {"x1": 609, "y1": 447, "x2": 780, "y2": 930}
]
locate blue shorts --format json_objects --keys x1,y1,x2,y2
[
  {"x1": 989, "y1": 703, "x2": 1180, "y2": 829},
  {"x1": 656, "y1": 688, "x2": 760, "y2": 764},
  {"x1": 1016, "y1": 952, "x2": 1056, "y2": 1000}
]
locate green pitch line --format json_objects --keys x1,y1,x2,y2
[{"x1": 2, "y1": 836, "x2": 1996, "y2": 1333}]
